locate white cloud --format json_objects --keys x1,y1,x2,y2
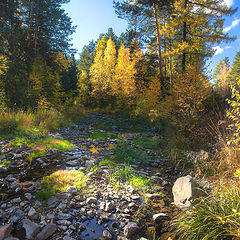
[
  {"x1": 226, "y1": 46, "x2": 232, "y2": 49},
  {"x1": 223, "y1": 19, "x2": 240, "y2": 32},
  {"x1": 223, "y1": 0, "x2": 234, "y2": 7},
  {"x1": 213, "y1": 46, "x2": 224, "y2": 55}
]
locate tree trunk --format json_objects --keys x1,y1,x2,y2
[
  {"x1": 153, "y1": 2, "x2": 164, "y2": 96},
  {"x1": 182, "y1": 0, "x2": 188, "y2": 72}
]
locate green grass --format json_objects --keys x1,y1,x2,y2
[
  {"x1": 90, "y1": 132, "x2": 118, "y2": 140},
  {"x1": 132, "y1": 137, "x2": 160, "y2": 150},
  {"x1": 99, "y1": 159, "x2": 118, "y2": 167},
  {"x1": 0, "y1": 159, "x2": 11, "y2": 167},
  {"x1": 111, "y1": 165, "x2": 151, "y2": 190},
  {"x1": 111, "y1": 140, "x2": 151, "y2": 164},
  {"x1": 37, "y1": 170, "x2": 88, "y2": 201},
  {"x1": 174, "y1": 185, "x2": 240, "y2": 240},
  {"x1": 0, "y1": 109, "x2": 70, "y2": 138},
  {"x1": 10, "y1": 137, "x2": 75, "y2": 150},
  {"x1": 9, "y1": 137, "x2": 75, "y2": 162}
]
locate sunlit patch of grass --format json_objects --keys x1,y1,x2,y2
[
  {"x1": 28, "y1": 150, "x2": 47, "y2": 163},
  {"x1": 112, "y1": 140, "x2": 151, "y2": 164},
  {"x1": 132, "y1": 137, "x2": 160, "y2": 151},
  {"x1": 99, "y1": 158, "x2": 118, "y2": 167},
  {"x1": 9, "y1": 137, "x2": 75, "y2": 163},
  {"x1": 90, "y1": 132, "x2": 118, "y2": 140},
  {"x1": 174, "y1": 184, "x2": 240, "y2": 240},
  {"x1": 9, "y1": 137, "x2": 75, "y2": 151},
  {"x1": 0, "y1": 159, "x2": 11, "y2": 167},
  {"x1": 39, "y1": 170, "x2": 88, "y2": 198},
  {"x1": 111, "y1": 165, "x2": 151, "y2": 190}
]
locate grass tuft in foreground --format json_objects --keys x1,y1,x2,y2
[
  {"x1": 174, "y1": 184, "x2": 240, "y2": 240},
  {"x1": 36, "y1": 170, "x2": 88, "y2": 201}
]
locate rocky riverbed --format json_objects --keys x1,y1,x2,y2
[{"x1": 0, "y1": 112, "x2": 181, "y2": 240}]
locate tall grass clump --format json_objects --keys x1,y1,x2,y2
[
  {"x1": 0, "y1": 108, "x2": 70, "y2": 137},
  {"x1": 174, "y1": 184, "x2": 240, "y2": 240}
]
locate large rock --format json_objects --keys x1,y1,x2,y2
[
  {"x1": 124, "y1": 222, "x2": 140, "y2": 238},
  {"x1": 22, "y1": 219, "x2": 41, "y2": 239},
  {"x1": 102, "y1": 230, "x2": 112, "y2": 240},
  {"x1": 172, "y1": 175, "x2": 199, "y2": 208},
  {"x1": 0, "y1": 224, "x2": 13, "y2": 240},
  {"x1": 36, "y1": 223, "x2": 57, "y2": 240}
]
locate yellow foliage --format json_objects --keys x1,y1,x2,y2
[
  {"x1": 173, "y1": 64, "x2": 211, "y2": 120},
  {"x1": 227, "y1": 76, "x2": 240, "y2": 148},
  {"x1": 215, "y1": 62, "x2": 231, "y2": 98},
  {"x1": 0, "y1": 56, "x2": 8, "y2": 76},
  {"x1": 113, "y1": 44, "x2": 136, "y2": 100}
]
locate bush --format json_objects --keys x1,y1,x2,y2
[
  {"x1": 34, "y1": 109, "x2": 67, "y2": 132},
  {"x1": 174, "y1": 184, "x2": 240, "y2": 240}
]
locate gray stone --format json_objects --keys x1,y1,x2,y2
[
  {"x1": 57, "y1": 220, "x2": 71, "y2": 226},
  {"x1": 153, "y1": 213, "x2": 169, "y2": 223},
  {"x1": 86, "y1": 197, "x2": 97, "y2": 205},
  {"x1": 172, "y1": 175, "x2": 199, "y2": 208},
  {"x1": 22, "y1": 219, "x2": 41, "y2": 239},
  {"x1": 124, "y1": 222, "x2": 140, "y2": 238},
  {"x1": 66, "y1": 186, "x2": 78, "y2": 194},
  {"x1": 66, "y1": 160, "x2": 79, "y2": 166},
  {"x1": 63, "y1": 236, "x2": 75, "y2": 240},
  {"x1": 102, "y1": 230, "x2": 112, "y2": 240},
  {"x1": 105, "y1": 202, "x2": 115, "y2": 212},
  {"x1": 57, "y1": 212, "x2": 71, "y2": 220},
  {"x1": 28, "y1": 207, "x2": 38, "y2": 220},
  {"x1": 10, "y1": 210, "x2": 23, "y2": 223},
  {"x1": 36, "y1": 223, "x2": 57, "y2": 240},
  {"x1": 0, "y1": 224, "x2": 13, "y2": 240}
]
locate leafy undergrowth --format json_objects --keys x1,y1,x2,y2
[
  {"x1": 9, "y1": 137, "x2": 75, "y2": 162},
  {"x1": 36, "y1": 170, "x2": 88, "y2": 201},
  {"x1": 174, "y1": 184, "x2": 240, "y2": 240}
]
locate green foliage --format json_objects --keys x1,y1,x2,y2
[
  {"x1": 90, "y1": 132, "x2": 118, "y2": 140},
  {"x1": 112, "y1": 140, "x2": 151, "y2": 164},
  {"x1": 174, "y1": 185, "x2": 240, "y2": 240}
]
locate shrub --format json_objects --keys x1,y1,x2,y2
[
  {"x1": 174, "y1": 184, "x2": 240, "y2": 240},
  {"x1": 34, "y1": 109, "x2": 66, "y2": 132}
]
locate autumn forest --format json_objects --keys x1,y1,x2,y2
[{"x1": 1, "y1": 0, "x2": 240, "y2": 239}]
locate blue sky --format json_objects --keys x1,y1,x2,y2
[{"x1": 63, "y1": 0, "x2": 240, "y2": 73}]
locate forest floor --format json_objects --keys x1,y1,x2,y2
[{"x1": 0, "y1": 111, "x2": 181, "y2": 240}]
